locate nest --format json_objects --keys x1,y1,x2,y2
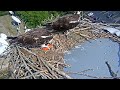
[{"x1": 1, "y1": 18, "x2": 120, "y2": 79}]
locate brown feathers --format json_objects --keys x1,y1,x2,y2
[
  {"x1": 8, "y1": 28, "x2": 53, "y2": 48},
  {"x1": 51, "y1": 14, "x2": 80, "y2": 31}
]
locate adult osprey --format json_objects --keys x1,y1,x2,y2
[
  {"x1": 7, "y1": 28, "x2": 53, "y2": 49},
  {"x1": 45, "y1": 11, "x2": 81, "y2": 32}
]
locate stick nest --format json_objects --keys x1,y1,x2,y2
[{"x1": 1, "y1": 18, "x2": 120, "y2": 79}]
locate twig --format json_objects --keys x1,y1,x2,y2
[
  {"x1": 21, "y1": 71, "x2": 47, "y2": 79},
  {"x1": 16, "y1": 46, "x2": 36, "y2": 79},
  {"x1": 19, "y1": 46, "x2": 72, "y2": 79},
  {"x1": 66, "y1": 72, "x2": 100, "y2": 79},
  {"x1": 74, "y1": 32, "x2": 92, "y2": 43},
  {"x1": 18, "y1": 46, "x2": 59, "y2": 79},
  {"x1": 105, "y1": 61, "x2": 117, "y2": 78},
  {"x1": 37, "y1": 57, "x2": 58, "y2": 79},
  {"x1": 20, "y1": 51, "x2": 44, "y2": 72},
  {"x1": 42, "y1": 58, "x2": 72, "y2": 79}
]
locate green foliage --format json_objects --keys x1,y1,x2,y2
[
  {"x1": 0, "y1": 11, "x2": 8, "y2": 16},
  {"x1": 16, "y1": 11, "x2": 63, "y2": 28},
  {"x1": 0, "y1": 11, "x2": 66, "y2": 28}
]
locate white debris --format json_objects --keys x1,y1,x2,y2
[
  {"x1": 64, "y1": 51, "x2": 71, "y2": 54},
  {"x1": 9, "y1": 11, "x2": 14, "y2": 15},
  {"x1": 88, "y1": 12, "x2": 94, "y2": 16},
  {"x1": 103, "y1": 27, "x2": 120, "y2": 34},
  {"x1": 75, "y1": 45, "x2": 81, "y2": 48},
  {"x1": 77, "y1": 11, "x2": 81, "y2": 14},
  {"x1": 115, "y1": 31, "x2": 120, "y2": 37},
  {"x1": 0, "y1": 33, "x2": 7, "y2": 40},
  {"x1": 25, "y1": 29, "x2": 31, "y2": 33},
  {"x1": 11, "y1": 15, "x2": 21, "y2": 24},
  {"x1": 81, "y1": 47, "x2": 85, "y2": 51},
  {"x1": 0, "y1": 44, "x2": 8, "y2": 55},
  {"x1": 0, "y1": 33, "x2": 9, "y2": 55},
  {"x1": 24, "y1": 26, "x2": 31, "y2": 33},
  {"x1": 102, "y1": 27, "x2": 120, "y2": 37}
]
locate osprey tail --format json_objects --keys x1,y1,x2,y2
[
  {"x1": 7, "y1": 36, "x2": 17, "y2": 40},
  {"x1": 7, "y1": 36, "x2": 18, "y2": 44}
]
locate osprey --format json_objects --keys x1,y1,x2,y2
[
  {"x1": 7, "y1": 28, "x2": 53, "y2": 50},
  {"x1": 45, "y1": 11, "x2": 81, "y2": 32}
]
